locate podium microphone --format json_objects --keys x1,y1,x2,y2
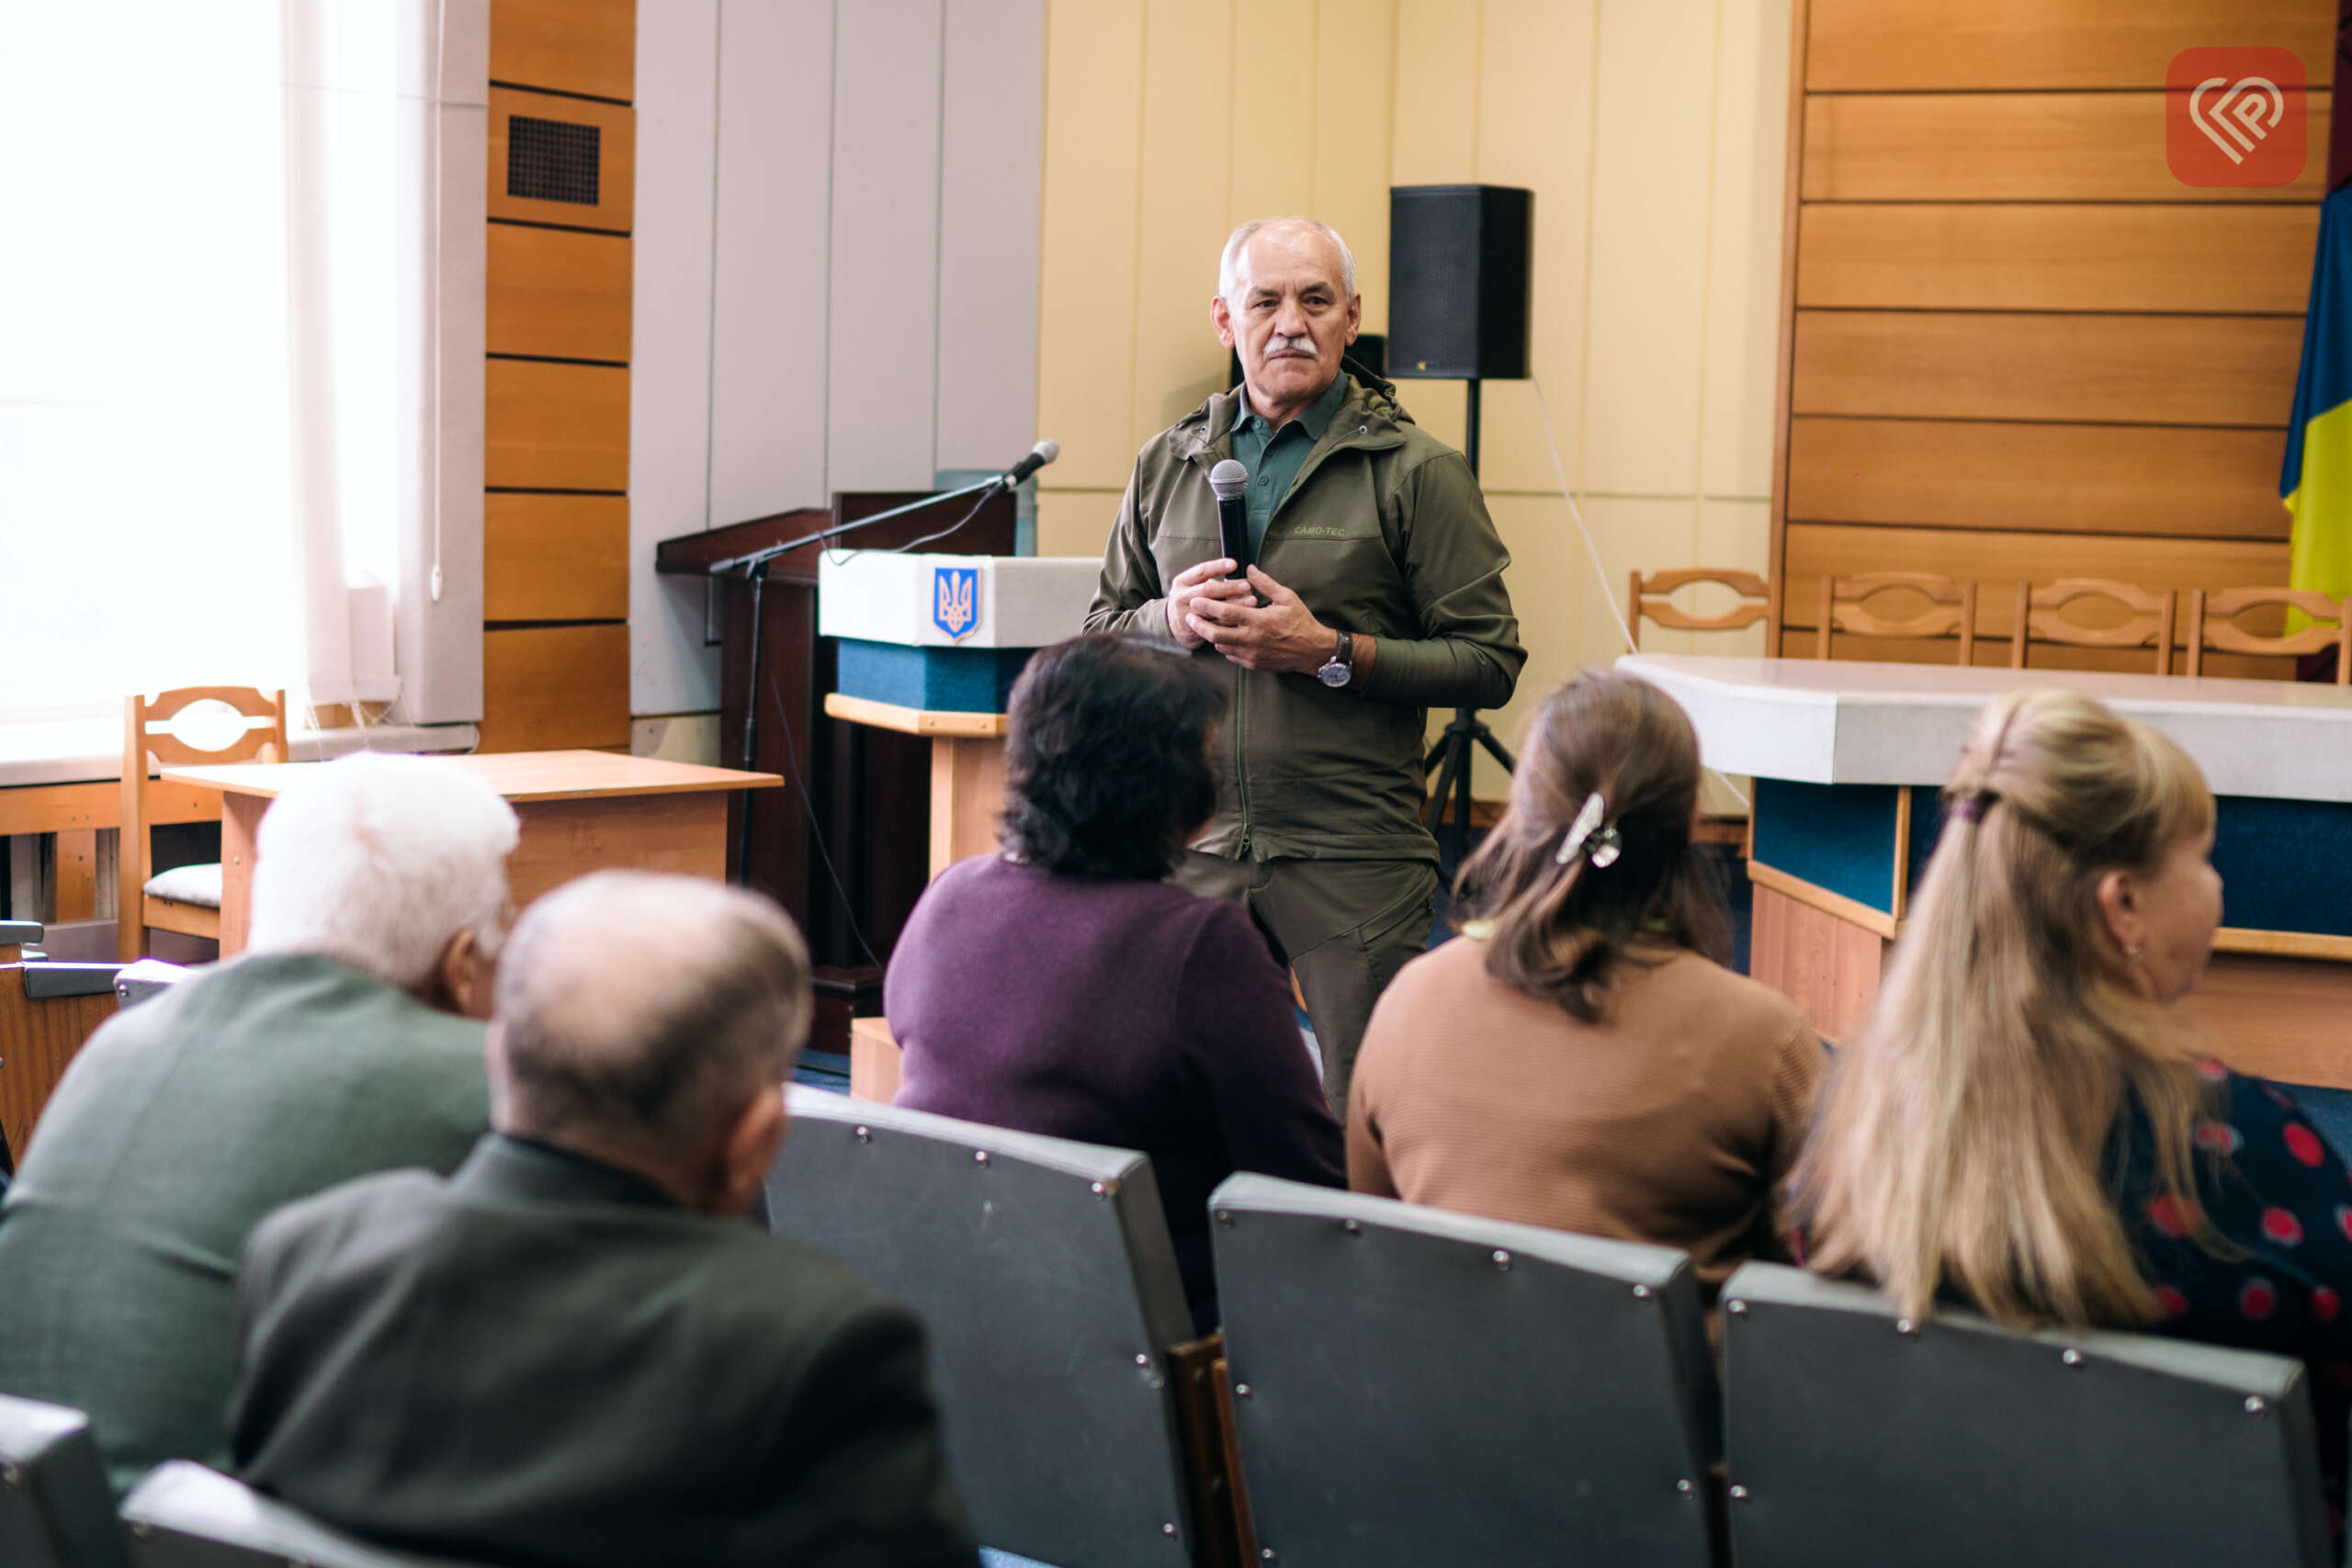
[
  {"x1": 996, "y1": 438, "x2": 1060, "y2": 491},
  {"x1": 1208, "y1": 459, "x2": 1251, "y2": 581}
]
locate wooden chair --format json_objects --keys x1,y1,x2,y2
[
  {"x1": 2010, "y1": 580, "x2": 2175, "y2": 674},
  {"x1": 1815, "y1": 572, "x2": 1978, "y2": 665},
  {"x1": 2186, "y1": 587, "x2": 2352, "y2": 682},
  {"x1": 1628, "y1": 568, "x2": 1775, "y2": 650},
  {"x1": 119, "y1": 688, "x2": 288, "y2": 960}
]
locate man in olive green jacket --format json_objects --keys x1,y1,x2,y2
[{"x1": 1085, "y1": 216, "x2": 1523, "y2": 1112}]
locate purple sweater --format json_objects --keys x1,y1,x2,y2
[{"x1": 887, "y1": 855, "x2": 1345, "y2": 1327}]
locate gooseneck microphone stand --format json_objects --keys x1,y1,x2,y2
[
  {"x1": 1422, "y1": 377, "x2": 1517, "y2": 876},
  {"x1": 712, "y1": 478, "x2": 1004, "y2": 886}
]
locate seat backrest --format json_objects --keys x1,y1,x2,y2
[
  {"x1": 765, "y1": 1089, "x2": 1198, "y2": 1568},
  {"x1": 2011, "y1": 579, "x2": 2176, "y2": 673},
  {"x1": 1721, "y1": 1260, "x2": 2329, "y2": 1568},
  {"x1": 0, "y1": 1393, "x2": 130, "y2": 1568},
  {"x1": 118, "y1": 687, "x2": 287, "y2": 960},
  {"x1": 1628, "y1": 567, "x2": 1774, "y2": 652},
  {"x1": 121, "y1": 1462, "x2": 483, "y2": 1567},
  {"x1": 2187, "y1": 586, "x2": 2352, "y2": 682},
  {"x1": 1818, "y1": 572, "x2": 1978, "y2": 665},
  {"x1": 1210, "y1": 1173, "x2": 1720, "y2": 1568}
]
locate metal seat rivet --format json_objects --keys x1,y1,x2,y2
[
  {"x1": 1492, "y1": 1248, "x2": 1511, "y2": 1270},
  {"x1": 130, "y1": 1521, "x2": 153, "y2": 1540},
  {"x1": 1236, "y1": 1382, "x2": 1252, "y2": 1399},
  {"x1": 1135, "y1": 1352, "x2": 1150, "y2": 1367},
  {"x1": 1726, "y1": 1300, "x2": 1747, "y2": 1316},
  {"x1": 1261, "y1": 1550, "x2": 1278, "y2": 1562},
  {"x1": 2061, "y1": 1348, "x2": 2083, "y2": 1368},
  {"x1": 0, "y1": 1465, "x2": 18, "y2": 1486},
  {"x1": 1632, "y1": 1283, "x2": 1651, "y2": 1299},
  {"x1": 1216, "y1": 1210, "x2": 1234, "y2": 1227},
  {"x1": 1342, "y1": 1218, "x2": 1361, "y2": 1235},
  {"x1": 1161, "y1": 1522, "x2": 1177, "y2": 1537},
  {"x1": 2247, "y1": 1395, "x2": 2268, "y2": 1416},
  {"x1": 1091, "y1": 1180, "x2": 1106, "y2": 1197},
  {"x1": 853, "y1": 1125, "x2": 870, "y2": 1143},
  {"x1": 1676, "y1": 1477, "x2": 1695, "y2": 1495},
  {"x1": 1729, "y1": 1484, "x2": 1751, "y2": 1503},
  {"x1": 973, "y1": 1150, "x2": 989, "y2": 1166},
  {"x1": 1895, "y1": 1318, "x2": 1917, "y2": 1337}
]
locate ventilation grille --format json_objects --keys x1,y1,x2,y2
[{"x1": 506, "y1": 116, "x2": 601, "y2": 206}]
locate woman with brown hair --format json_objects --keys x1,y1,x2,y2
[
  {"x1": 1792, "y1": 687, "x2": 2352, "y2": 1516},
  {"x1": 1348, "y1": 671, "x2": 1824, "y2": 1298}
]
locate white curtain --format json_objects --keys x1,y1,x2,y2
[{"x1": 0, "y1": 0, "x2": 447, "y2": 722}]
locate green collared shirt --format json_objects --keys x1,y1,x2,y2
[{"x1": 1230, "y1": 371, "x2": 1351, "y2": 557}]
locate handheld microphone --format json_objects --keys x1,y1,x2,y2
[
  {"x1": 998, "y1": 438, "x2": 1060, "y2": 491},
  {"x1": 1208, "y1": 459, "x2": 1251, "y2": 581}
]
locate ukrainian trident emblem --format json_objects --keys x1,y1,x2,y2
[{"x1": 932, "y1": 566, "x2": 979, "y2": 642}]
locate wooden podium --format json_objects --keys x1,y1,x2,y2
[{"x1": 654, "y1": 491, "x2": 1015, "y2": 1046}]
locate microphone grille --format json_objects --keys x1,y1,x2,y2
[
  {"x1": 1208, "y1": 458, "x2": 1249, "y2": 501},
  {"x1": 1032, "y1": 438, "x2": 1060, "y2": 464}
]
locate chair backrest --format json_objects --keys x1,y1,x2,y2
[
  {"x1": 118, "y1": 688, "x2": 287, "y2": 958},
  {"x1": 120, "y1": 1462, "x2": 483, "y2": 1567},
  {"x1": 0, "y1": 1394, "x2": 131, "y2": 1568},
  {"x1": 2010, "y1": 579, "x2": 2176, "y2": 673},
  {"x1": 1720, "y1": 1261, "x2": 2329, "y2": 1568},
  {"x1": 2187, "y1": 587, "x2": 2352, "y2": 682},
  {"x1": 1817, "y1": 572, "x2": 1977, "y2": 665},
  {"x1": 764, "y1": 1089, "x2": 1199, "y2": 1568},
  {"x1": 1628, "y1": 568, "x2": 1774, "y2": 651},
  {"x1": 1210, "y1": 1173, "x2": 1720, "y2": 1568}
]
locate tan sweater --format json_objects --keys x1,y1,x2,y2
[{"x1": 1348, "y1": 936, "x2": 1825, "y2": 1295}]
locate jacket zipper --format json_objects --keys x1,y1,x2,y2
[{"x1": 1233, "y1": 660, "x2": 1252, "y2": 860}]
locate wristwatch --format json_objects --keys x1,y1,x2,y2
[{"x1": 1317, "y1": 629, "x2": 1354, "y2": 689}]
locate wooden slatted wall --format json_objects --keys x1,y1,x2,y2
[
  {"x1": 481, "y1": 0, "x2": 635, "y2": 750},
  {"x1": 1770, "y1": 0, "x2": 2335, "y2": 671}
]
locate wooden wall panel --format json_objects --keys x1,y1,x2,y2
[
  {"x1": 490, "y1": 0, "x2": 635, "y2": 99},
  {"x1": 489, "y1": 88, "x2": 635, "y2": 231},
  {"x1": 484, "y1": 494, "x2": 628, "y2": 622},
  {"x1": 1804, "y1": 94, "x2": 2329, "y2": 204},
  {"x1": 480, "y1": 625, "x2": 631, "y2": 752},
  {"x1": 1797, "y1": 205, "x2": 2318, "y2": 314},
  {"x1": 486, "y1": 225, "x2": 631, "y2": 363},
  {"x1": 485, "y1": 359, "x2": 629, "y2": 491},
  {"x1": 1805, "y1": 0, "x2": 2332, "y2": 92},
  {"x1": 1787, "y1": 418, "x2": 2291, "y2": 539},
  {"x1": 1792, "y1": 311, "x2": 2304, "y2": 428}
]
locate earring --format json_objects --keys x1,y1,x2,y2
[{"x1": 2126, "y1": 942, "x2": 2145, "y2": 964}]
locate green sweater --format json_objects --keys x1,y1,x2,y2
[
  {"x1": 1087, "y1": 373, "x2": 1525, "y2": 864},
  {"x1": 0, "y1": 953, "x2": 490, "y2": 1492}
]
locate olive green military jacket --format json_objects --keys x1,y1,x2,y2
[{"x1": 1085, "y1": 373, "x2": 1524, "y2": 865}]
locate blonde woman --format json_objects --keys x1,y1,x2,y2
[
  {"x1": 1349, "y1": 672, "x2": 1825, "y2": 1301},
  {"x1": 1793, "y1": 687, "x2": 2352, "y2": 1526}
]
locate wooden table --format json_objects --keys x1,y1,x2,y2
[
  {"x1": 1621, "y1": 653, "x2": 2352, "y2": 1088},
  {"x1": 161, "y1": 750, "x2": 784, "y2": 956}
]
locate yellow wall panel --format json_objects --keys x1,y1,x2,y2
[
  {"x1": 1312, "y1": 0, "x2": 1399, "y2": 332},
  {"x1": 1229, "y1": 0, "x2": 1317, "y2": 227},
  {"x1": 1391, "y1": 0, "x2": 1480, "y2": 185},
  {"x1": 1036, "y1": 488, "x2": 1121, "y2": 562},
  {"x1": 1701, "y1": 0, "x2": 1793, "y2": 501},
  {"x1": 1035, "y1": 0, "x2": 1146, "y2": 493},
  {"x1": 1129, "y1": 2, "x2": 1234, "y2": 453}
]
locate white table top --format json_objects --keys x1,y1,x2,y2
[{"x1": 1617, "y1": 654, "x2": 2352, "y2": 803}]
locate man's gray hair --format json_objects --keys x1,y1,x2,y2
[
  {"x1": 246, "y1": 752, "x2": 518, "y2": 991},
  {"x1": 491, "y1": 872, "x2": 811, "y2": 1154},
  {"x1": 1217, "y1": 216, "x2": 1357, "y2": 301}
]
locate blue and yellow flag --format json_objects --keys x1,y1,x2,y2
[{"x1": 2283, "y1": 185, "x2": 2352, "y2": 603}]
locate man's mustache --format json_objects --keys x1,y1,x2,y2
[{"x1": 1264, "y1": 335, "x2": 1315, "y2": 358}]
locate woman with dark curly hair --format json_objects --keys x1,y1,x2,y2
[{"x1": 886, "y1": 634, "x2": 1343, "y2": 1330}]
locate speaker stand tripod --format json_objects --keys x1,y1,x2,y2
[{"x1": 1422, "y1": 377, "x2": 1516, "y2": 877}]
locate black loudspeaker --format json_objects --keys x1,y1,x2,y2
[
  {"x1": 1227, "y1": 333, "x2": 1385, "y2": 393},
  {"x1": 1387, "y1": 185, "x2": 1532, "y2": 379}
]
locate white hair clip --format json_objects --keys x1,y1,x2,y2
[{"x1": 1554, "y1": 791, "x2": 1621, "y2": 868}]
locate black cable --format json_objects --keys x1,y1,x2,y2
[
  {"x1": 876, "y1": 487, "x2": 1000, "y2": 556},
  {"x1": 762, "y1": 654, "x2": 885, "y2": 971}
]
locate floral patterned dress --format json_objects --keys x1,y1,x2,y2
[{"x1": 2109, "y1": 1058, "x2": 2352, "y2": 1550}]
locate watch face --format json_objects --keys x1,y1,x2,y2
[{"x1": 1317, "y1": 660, "x2": 1351, "y2": 688}]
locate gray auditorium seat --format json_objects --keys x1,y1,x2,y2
[
  {"x1": 119, "y1": 1462, "x2": 482, "y2": 1567},
  {"x1": 0, "y1": 1393, "x2": 130, "y2": 1568},
  {"x1": 766, "y1": 1089, "x2": 1197, "y2": 1568},
  {"x1": 1720, "y1": 1260, "x2": 2330, "y2": 1568},
  {"x1": 1209, "y1": 1173, "x2": 1721, "y2": 1568},
  {"x1": 110, "y1": 961, "x2": 189, "y2": 1011}
]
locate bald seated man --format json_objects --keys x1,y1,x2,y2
[
  {"x1": 226, "y1": 872, "x2": 978, "y2": 1568},
  {"x1": 0, "y1": 752, "x2": 514, "y2": 1493}
]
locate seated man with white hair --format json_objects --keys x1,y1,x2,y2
[
  {"x1": 228, "y1": 871, "x2": 978, "y2": 1567},
  {"x1": 0, "y1": 752, "x2": 516, "y2": 1492}
]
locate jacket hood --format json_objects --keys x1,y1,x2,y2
[{"x1": 1174, "y1": 367, "x2": 1416, "y2": 463}]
